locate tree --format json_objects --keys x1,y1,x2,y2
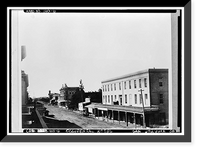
[
  {"x1": 98, "y1": 88, "x2": 102, "y2": 93},
  {"x1": 85, "y1": 89, "x2": 102, "y2": 103},
  {"x1": 68, "y1": 88, "x2": 85, "y2": 110}
]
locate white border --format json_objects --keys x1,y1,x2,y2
[
  {"x1": 7, "y1": 7, "x2": 185, "y2": 136},
  {"x1": 7, "y1": 7, "x2": 10, "y2": 135},
  {"x1": 181, "y1": 8, "x2": 185, "y2": 136}
]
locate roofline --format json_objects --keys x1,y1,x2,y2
[
  {"x1": 101, "y1": 68, "x2": 168, "y2": 83},
  {"x1": 66, "y1": 87, "x2": 79, "y2": 89},
  {"x1": 85, "y1": 103, "x2": 159, "y2": 113},
  {"x1": 60, "y1": 87, "x2": 79, "y2": 90}
]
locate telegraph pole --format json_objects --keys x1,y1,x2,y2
[
  {"x1": 138, "y1": 88, "x2": 146, "y2": 128},
  {"x1": 79, "y1": 79, "x2": 84, "y2": 102}
]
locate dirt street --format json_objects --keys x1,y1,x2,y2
[{"x1": 44, "y1": 104, "x2": 127, "y2": 129}]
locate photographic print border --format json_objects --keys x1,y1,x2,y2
[{"x1": 1, "y1": 1, "x2": 192, "y2": 143}]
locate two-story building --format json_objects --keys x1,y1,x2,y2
[{"x1": 59, "y1": 84, "x2": 79, "y2": 101}]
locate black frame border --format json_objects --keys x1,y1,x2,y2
[{"x1": 1, "y1": 1, "x2": 194, "y2": 144}]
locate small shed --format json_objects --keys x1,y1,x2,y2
[{"x1": 78, "y1": 102, "x2": 91, "y2": 111}]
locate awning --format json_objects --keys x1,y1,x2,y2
[
  {"x1": 85, "y1": 103, "x2": 159, "y2": 113},
  {"x1": 97, "y1": 107, "x2": 108, "y2": 111},
  {"x1": 85, "y1": 104, "x2": 108, "y2": 111},
  {"x1": 84, "y1": 103, "x2": 96, "y2": 108}
]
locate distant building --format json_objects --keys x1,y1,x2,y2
[
  {"x1": 48, "y1": 91, "x2": 60, "y2": 101},
  {"x1": 48, "y1": 90, "x2": 59, "y2": 99},
  {"x1": 78, "y1": 101, "x2": 91, "y2": 112},
  {"x1": 59, "y1": 84, "x2": 79, "y2": 101}
]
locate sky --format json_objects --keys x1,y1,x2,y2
[{"x1": 19, "y1": 11, "x2": 171, "y2": 97}]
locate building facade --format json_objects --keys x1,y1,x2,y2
[
  {"x1": 22, "y1": 70, "x2": 29, "y2": 105},
  {"x1": 48, "y1": 91, "x2": 60, "y2": 101},
  {"x1": 101, "y1": 68, "x2": 168, "y2": 126},
  {"x1": 21, "y1": 46, "x2": 29, "y2": 106},
  {"x1": 59, "y1": 84, "x2": 79, "y2": 101}
]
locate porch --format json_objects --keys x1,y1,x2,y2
[{"x1": 85, "y1": 103, "x2": 159, "y2": 128}]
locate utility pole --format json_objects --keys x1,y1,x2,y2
[
  {"x1": 138, "y1": 88, "x2": 146, "y2": 128},
  {"x1": 79, "y1": 79, "x2": 84, "y2": 102}
]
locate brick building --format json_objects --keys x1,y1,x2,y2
[{"x1": 59, "y1": 84, "x2": 79, "y2": 101}]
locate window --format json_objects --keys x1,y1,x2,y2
[
  {"x1": 145, "y1": 94, "x2": 148, "y2": 105},
  {"x1": 129, "y1": 94, "x2": 132, "y2": 104},
  {"x1": 105, "y1": 95, "x2": 107, "y2": 103},
  {"x1": 125, "y1": 95, "x2": 127, "y2": 103},
  {"x1": 111, "y1": 84, "x2": 113, "y2": 91},
  {"x1": 124, "y1": 81, "x2": 126, "y2": 89},
  {"x1": 159, "y1": 93, "x2": 164, "y2": 104},
  {"x1": 115, "y1": 95, "x2": 117, "y2": 101},
  {"x1": 159, "y1": 77, "x2": 163, "y2": 87},
  {"x1": 144, "y1": 78, "x2": 147, "y2": 87},
  {"x1": 111, "y1": 95, "x2": 113, "y2": 103},
  {"x1": 114, "y1": 83, "x2": 116, "y2": 90},
  {"x1": 129, "y1": 80, "x2": 131, "y2": 89},
  {"x1": 103, "y1": 85, "x2": 104, "y2": 92},
  {"x1": 105, "y1": 85, "x2": 107, "y2": 92},
  {"x1": 139, "y1": 94, "x2": 143, "y2": 104},
  {"x1": 119, "y1": 82, "x2": 121, "y2": 90},
  {"x1": 134, "y1": 80, "x2": 137, "y2": 88},
  {"x1": 108, "y1": 85, "x2": 109, "y2": 91},
  {"x1": 139, "y1": 79, "x2": 142, "y2": 88},
  {"x1": 135, "y1": 94, "x2": 137, "y2": 104},
  {"x1": 119, "y1": 95, "x2": 122, "y2": 105},
  {"x1": 108, "y1": 95, "x2": 110, "y2": 103}
]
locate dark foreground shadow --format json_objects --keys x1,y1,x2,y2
[
  {"x1": 43, "y1": 116, "x2": 82, "y2": 128},
  {"x1": 23, "y1": 115, "x2": 82, "y2": 129}
]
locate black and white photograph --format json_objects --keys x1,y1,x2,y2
[{"x1": 5, "y1": 4, "x2": 191, "y2": 142}]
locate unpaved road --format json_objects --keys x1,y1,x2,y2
[{"x1": 44, "y1": 105, "x2": 127, "y2": 128}]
